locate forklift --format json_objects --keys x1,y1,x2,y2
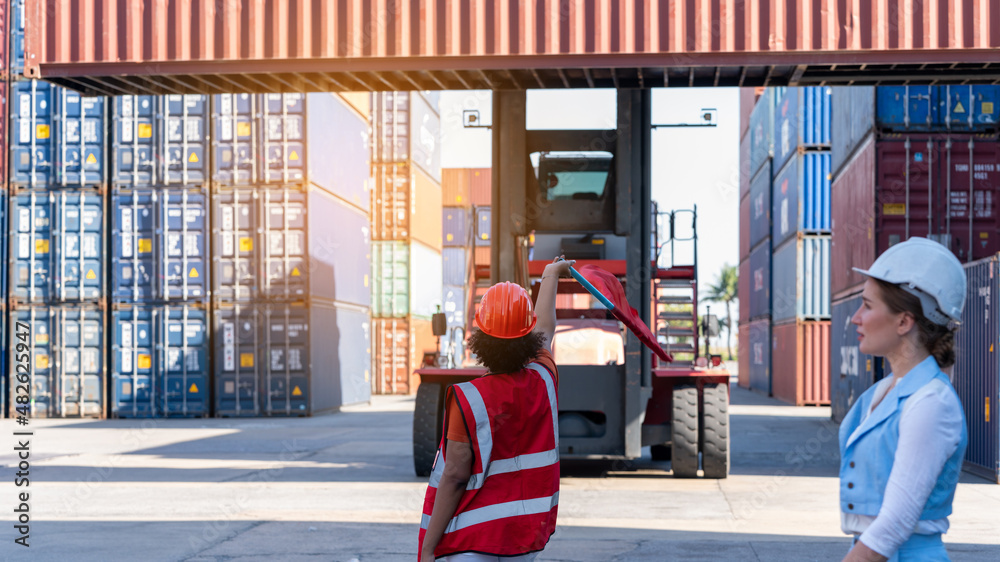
[{"x1": 413, "y1": 90, "x2": 730, "y2": 478}]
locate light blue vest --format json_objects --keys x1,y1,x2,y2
[{"x1": 839, "y1": 356, "x2": 968, "y2": 519}]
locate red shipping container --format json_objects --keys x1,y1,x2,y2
[
  {"x1": 739, "y1": 194, "x2": 751, "y2": 260},
  {"x1": 831, "y1": 133, "x2": 876, "y2": 299},
  {"x1": 372, "y1": 317, "x2": 437, "y2": 396},
  {"x1": 738, "y1": 259, "x2": 750, "y2": 325},
  {"x1": 739, "y1": 135, "x2": 752, "y2": 200},
  {"x1": 469, "y1": 168, "x2": 492, "y2": 206},
  {"x1": 738, "y1": 323, "x2": 750, "y2": 389},
  {"x1": 771, "y1": 320, "x2": 831, "y2": 406},
  {"x1": 372, "y1": 163, "x2": 443, "y2": 249}
]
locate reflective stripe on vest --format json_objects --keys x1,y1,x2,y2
[{"x1": 421, "y1": 491, "x2": 560, "y2": 532}]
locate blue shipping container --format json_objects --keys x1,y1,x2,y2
[
  {"x1": 111, "y1": 304, "x2": 209, "y2": 418},
  {"x1": 749, "y1": 162, "x2": 771, "y2": 250},
  {"x1": 771, "y1": 235, "x2": 831, "y2": 323},
  {"x1": 443, "y1": 207, "x2": 471, "y2": 247},
  {"x1": 307, "y1": 188, "x2": 372, "y2": 308},
  {"x1": 112, "y1": 188, "x2": 208, "y2": 302},
  {"x1": 443, "y1": 285, "x2": 467, "y2": 328},
  {"x1": 830, "y1": 293, "x2": 885, "y2": 423},
  {"x1": 112, "y1": 95, "x2": 210, "y2": 187},
  {"x1": 749, "y1": 238, "x2": 771, "y2": 320},
  {"x1": 443, "y1": 247, "x2": 469, "y2": 287},
  {"x1": 9, "y1": 190, "x2": 104, "y2": 302},
  {"x1": 747, "y1": 318, "x2": 771, "y2": 395},
  {"x1": 749, "y1": 89, "x2": 774, "y2": 178},
  {"x1": 954, "y1": 255, "x2": 1000, "y2": 482},
  {"x1": 475, "y1": 206, "x2": 492, "y2": 246},
  {"x1": 771, "y1": 152, "x2": 831, "y2": 247},
  {"x1": 308, "y1": 93, "x2": 372, "y2": 211},
  {"x1": 831, "y1": 87, "x2": 876, "y2": 176},
  {"x1": 11, "y1": 0, "x2": 26, "y2": 74},
  {"x1": 9, "y1": 305, "x2": 104, "y2": 418},
  {"x1": 10, "y1": 80, "x2": 106, "y2": 188},
  {"x1": 773, "y1": 87, "x2": 832, "y2": 173},
  {"x1": 876, "y1": 86, "x2": 1000, "y2": 132},
  {"x1": 371, "y1": 92, "x2": 442, "y2": 183}
]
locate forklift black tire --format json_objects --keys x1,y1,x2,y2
[
  {"x1": 650, "y1": 444, "x2": 672, "y2": 461},
  {"x1": 701, "y1": 383, "x2": 730, "y2": 479},
  {"x1": 413, "y1": 383, "x2": 445, "y2": 477},
  {"x1": 671, "y1": 384, "x2": 700, "y2": 478}
]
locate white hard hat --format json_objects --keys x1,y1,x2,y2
[{"x1": 853, "y1": 237, "x2": 967, "y2": 326}]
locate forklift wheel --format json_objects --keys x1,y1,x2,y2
[
  {"x1": 413, "y1": 383, "x2": 444, "y2": 477},
  {"x1": 701, "y1": 383, "x2": 730, "y2": 479},
  {"x1": 671, "y1": 384, "x2": 700, "y2": 478}
]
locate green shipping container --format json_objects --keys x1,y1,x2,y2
[{"x1": 372, "y1": 241, "x2": 442, "y2": 320}]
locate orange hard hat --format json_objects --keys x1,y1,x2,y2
[{"x1": 475, "y1": 281, "x2": 537, "y2": 339}]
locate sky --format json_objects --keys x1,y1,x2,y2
[{"x1": 438, "y1": 88, "x2": 740, "y2": 321}]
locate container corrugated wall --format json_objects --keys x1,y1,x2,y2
[
  {"x1": 831, "y1": 134, "x2": 876, "y2": 299},
  {"x1": 371, "y1": 92, "x2": 441, "y2": 183},
  {"x1": 469, "y1": 169, "x2": 491, "y2": 206},
  {"x1": 443, "y1": 285, "x2": 467, "y2": 329},
  {"x1": 749, "y1": 90, "x2": 774, "y2": 178},
  {"x1": 749, "y1": 239, "x2": 771, "y2": 320},
  {"x1": 475, "y1": 206, "x2": 492, "y2": 246},
  {"x1": 737, "y1": 324, "x2": 750, "y2": 389},
  {"x1": 954, "y1": 256, "x2": 1000, "y2": 482},
  {"x1": 739, "y1": 131, "x2": 752, "y2": 200},
  {"x1": 372, "y1": 163, "x2": 443, "y2": 249},
  {"x1": 372, "y1": 241, "x2": 443, "y2": 320},
  {"x1": 748, "y1": 318, "x2": 771, "y2": 395},
  {"x1": 111, "y1": 95, "x2": 210, "y2": 188},
  {"x1": 442, "y1": 247, "x2": 469, "y2": 287},
  {"x1": 749, "y1": 162, "x2": 771, "y2": 249},
  {"x1": 772, "y1": 152, "x2": 831, "y2": 247},
  {"x1": 443, "y1": 208, "x2": 471, "y2": 247},
  {"x1": 771, "y1": 320, "x2": 831, "y2": 406},
  {"x1": 831, "y1": 87, "x2": 876, "y2": 177},
  {"x1": 830, "y1": 293, "x2": 884, "y2": 423},
  {"x1": 773, "y1": 87, "x2": 832, "y2": 173},
  {"x1": 739, "y1": 195, "x2": 751, "y2": 259},
  {"x1": 876, "y1": 86, "x2": 1000, "y2": 133},
  {"x1": 442, "y1": 168, "x2": 471, "y2": 207},
  {"x1": 738, "y1": 259, "x2": 750, "y2": 325},
  {"x1": 772, "y1": 235, "x2": 831, "y2": 323},
  {"x1": 372, "y1": 317, "x2": 436, "y2": 396}
]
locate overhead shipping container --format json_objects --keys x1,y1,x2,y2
[
  {"x1": 475, "y1": 206, "x2": 492, "y2": 246},
  {"x1": 372, "y1": 241, "x2": 443, "y2": 320},
  {"x1": 739, "y1": 194, "x2": 750, "y2": 260},
  {"x1": 749, "y1": 162, "x2": 771, "y2": 250},
  {"x1": 112, "y1": 188, "x2": 208, "y2": 302},
  {"x1": 739, "y1": 134, "x2": 752, "y2": 200},
  {"x1": 773, "y1": 87, "x2": 832, "y2": 173},
  {"x1": 214, "y1": 300, "x2": 370, "y2": 416},
  {"x1": 111, "y1": 95, "x2": 210, "y2": 187},
  {"x1": 954, "y1": 255, "x2": 1000, "y2": 482},
  {"x1": 830, "y1": 293, "x2": 885, "y2": 423},
  {"x1": 372, "y1": 316, "x2": 437, "y2": 396},
  {"x1": 371, "y1": 92, "x2": 441, "y2": 183},
  {"x1": 372, "y1": 163, "x2": 443, "y2": 248},
  {"x1": 749, "y1": 89, "x2": 774, "y2": 178},
  {"x1": 876, "y1": 86, "x2": 1000, "y2": 133},
  {"x1": 738, "y1": 259, "x2": 750, "y2": 325},
  {"x1": 443, "y1": 208, "x2": 472, "y2": 247},
  {"x1": 772, "y1": 152, "x2": 832, "y2": 247},
  {"x1": 9, "y1": 190, "x2": 104, "y2": 303},
  {"x1": 749, "y1": 238, "x2": 771, "y2": 320},
  {"x1": 737, "y1": 323, "x2": 750, "y2": 389},
  {"x1": 442, "y1": 247, "x2": 470, "y2": 287},
  {"x1": 111, "y1": 304, "x2": 209, "y2": 418},
  {"x1": 8, "y1": 305, "x2": 104, "y2": 418},
  {"x1": 831, "y1": 87, "x2": 876, "y2": 177},
  {"x1": 831, "y1": 135, "x2": 877, "y2": 299},
  {"x1": 443, "y1": 285, "x2": 468, "y2": 329},
  {"x1": 747, "y1": 318, "x2": 771, "y2": 395},
  {"x1": 10, "y1": 80, "x2": 106, "y2": 188},
  {"x1": 771, "y1": 320, "x2": 831, "y2": 406},
  {"x1": 772, "y1": 235, "x2": 831, "y2": 323}
]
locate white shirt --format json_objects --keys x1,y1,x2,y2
[{"x1": 841, "y1": 375, "x2": 965, "y2": 557}]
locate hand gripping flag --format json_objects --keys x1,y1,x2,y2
[{"x1": 570, "y1": 264, "x2": 673, "y2": 363}]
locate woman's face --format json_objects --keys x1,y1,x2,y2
[{"x1": 852, "y1": 279, "x2": 907, "y2": 356}]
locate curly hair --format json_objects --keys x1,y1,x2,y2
[
  {"x1": 467, "y1": 330, "x2": 547, "y2": 374},
  {"x1": 873, "y1": 279, "x2": 957, "y2": 368}
]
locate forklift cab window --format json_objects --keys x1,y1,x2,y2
[{"x1": 535, "y1": 153, "x2": 612, "y2": 202}]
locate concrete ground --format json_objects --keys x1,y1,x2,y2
[{"x1": 2, "y1": 380, "x2": 999, "y2": 561}]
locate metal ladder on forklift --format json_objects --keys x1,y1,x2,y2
[{"x1": 654, "y1": 206, "x2": 699, "y2": 367}]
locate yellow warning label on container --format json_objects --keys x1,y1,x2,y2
[
  {"x1": 86, "y1": 269, "x2": 96, "y2": 280},
  {"x1": 954, "y1": 100, "x2": 966, "y2": 114},
  {"x1": 456, "y1": 196, "x2": 463, "y2": 203},
  {"x1": 35, "y1": 239, "x2": 50, "y2": 254},
  {"x1": 138, "y1": 354, "x2": 151, "y2": 369},
  {"x1": 189, "y1": 383, "x2": 199, "y2": 393},
  {"x1": 36, "y1": 333, "x2": 49, "y2": 345},
  {"x1": 291, "y1": 267, "x2": 300, "y2": 277},
  {"x1": 36, "y1": 124, "x2": 50, "y2": 139},
  {"x1": 138, "y1": 238, "x2": 152, "y2": 254},
  {"x1": 188, "y1": 152, "x2": 199, "y2": 163},
  {"x1": 883, "y1": 203, "x2": 906, "y2": 216},
  {"x1": 36, "y1": 354, "x2": 49, "y2": 369},
  {"x1": 189, "y1": 267, "x2": 200, "y2": 278},
  {"x1": 86, "y1": 153, "x2": 98, "y2": 165},
  {"x1": 240, "y1": 353, "x2": 254, "y2": 367},
  {"x1": 292, "y1": 386, "x2": 302, "y2": 396},
  {"x1": 592, "y1": 239, "x2": 605, "y2": 245},
  {"x1": 446, "y1": 234, "x2": 454, "y2": 241},
  {"x1": 289, "y1": 150, "x2": 300, "y2": 161},
  {"x1": 138, "y1": 123, "x2": 153, "y2": 138},
  {"x1": 239, "y1": 237, "x2": 253, "y2": 252},
  {"x1": 982, "y1": 232, "x2": 990, "y2": 239},
  {"x1": 984, "y1": 102, "x2": 995, "y2": 114},
  {"x1": 237, "y1": 122, "x2": 252, "y2": 137}
]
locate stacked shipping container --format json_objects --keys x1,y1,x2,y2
[
  {"x1": 736, "y1": 88, "x2": 755, "y2": 390},
  {"x1": 371, "y1": 92, "x2": 442, "y2": 395},
  {"x1": 830, "y1": 85, "x2": 1000, "y2": 423}
]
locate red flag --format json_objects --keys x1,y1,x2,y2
[{"x1": 576, "y1": 265, "x2": 673, "y2": 363}]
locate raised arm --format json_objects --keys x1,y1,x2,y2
[{"x1": 534, "y1": 257, "x2": 576, "y2": 351}]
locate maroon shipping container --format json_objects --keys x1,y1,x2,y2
[
  {"x1": 771, "y1": 320, "x2": 831, "y2": 406},
  {"x1": 831, "y1": 134, "x2": 876, "y2": 299},
  {"x1": 876, "y1": 134, "x2": 1000, "y2": 264},
  {"x1": 739, "y1": 135, "x2": 752, "y2": 200},
  {"x1": 469, "y1": 168, "x2": 491, "y2": 206},
  {"x1": 739, "y1": 193, "x2": 751, "y2": 259},
  {"x1": 740, "y1": 88, "x2": 756, "y2": 141},
  {"x1": 738, "y1": 259, "x2": 750, "y2": 325},
  {"x1": 738, "y1": 323, "x2": 750, "y2": 389}
]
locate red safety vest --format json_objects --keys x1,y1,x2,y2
[{"x1": 418, "y1": 361, "x2": 560, "y2": 558}]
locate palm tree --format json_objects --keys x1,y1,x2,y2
[{"x1": 701, "y1": 264, "x2": 738, "y2": 360}]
